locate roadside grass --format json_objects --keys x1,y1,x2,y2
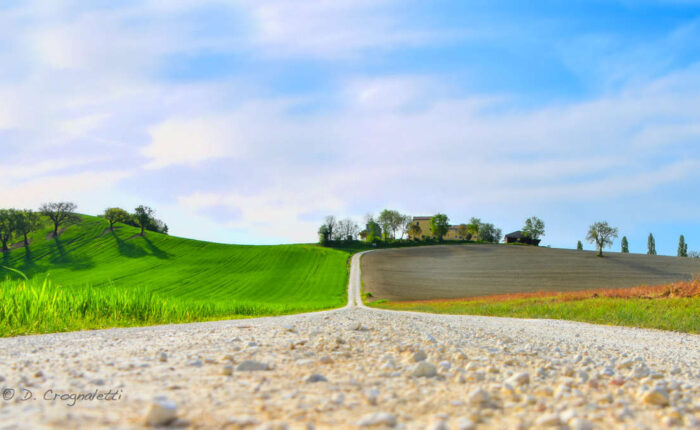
[
  {"x1": 368, "y1": 281, "x2": 700, "y2": 333},
  {"x1": 0, "y1": 277, "x2": 329, "y2": 337}
]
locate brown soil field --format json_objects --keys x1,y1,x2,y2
[{"x1": 361, "y1": 244, "x2": 700, "y2": 301}]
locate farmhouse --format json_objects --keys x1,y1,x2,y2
[
  {"x1": 408, "y1": 216, "x2": 462, "y2": 241},
  {"x1": 504, "y1": 230, "x2": 541, "y2": 246}
]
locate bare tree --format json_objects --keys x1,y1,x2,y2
[
  {"x1": 398, "y1": 214, "x2": 412, "y2": 240},
  {"x1": 337, "y1": 218, "x2": 359, "y2": 241},
  {"x1": 40, "y1": 202, "x2": 81, "y2": 238},
  {"x1": 324, "y1": 215, "x2": 337, "y2": 241},
  {"x1": 586, "y1": 221, "x2": 618, "y2": 257}
]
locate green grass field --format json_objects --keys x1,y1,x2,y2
[{"x1": 0, "y1": 215, "x2": 351, "y2": 336}]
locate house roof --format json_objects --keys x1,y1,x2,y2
[{"x1": 505, "y1": 230, "x2": 527, "y2": 239}]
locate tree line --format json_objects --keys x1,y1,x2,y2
[
  {"x1": 318, "y1": 210, "x2": 504, "y2": 245},
  {"x1": 0, "y1": 202, "x2": 167, "y2": 253},
  {"x1": 580, "y1": 221, "x2": 695, "y2": 257}
]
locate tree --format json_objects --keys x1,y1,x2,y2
[
  {"x1": 647, "y1": 233, "x2": 656, "y2": 255},
  {"x1": 153, "y1": 219, "x2": 169, "y2": 235},
  {"x1": 104, "y1": 208, "x2": 130, "y2": 231},
  {"x1": 14, "y1": 210, "x2": 42, "y2": 247},
  {"x1": 689, "y1": 251, "x2": 700, "y2": 258},
  {"x1": 0, "y1": 209, "x2": 17, "y2": 253},
  {"x1": 40, "y1": 202, "x2": 81, "y2": 237},
  {"x1": 678, "y1": 235, "x2": 688, "y2": 257},
  {"x1": 522, "y1": 216, "x2": 545, "y2": 240},
  {"x1": 621, "y1": 236, "x2": 629, "y2": 253},
  {"x1": 323, "y1": 216, "x2": 337, "y2": 241},
  {"x1": 430, "y1": 213, "x2": 450, "y2": 241},
  {"x1": 364, "y1": 217, "x2": 382, "y2": 243},
  {"x1": 134, "y1": 205, "x2": 155, "y2": 236},
  {"x1": 586, "y1": 221, "x2": 618, "y2": 257},
  {"x1": 478, "y1": 223, "x2": 502, "y2": 243},
  {"x1": 337, "y1": 218, "x2": 359, "y2": 241},
  {"x1": 576, "y1": 240, "x2": 583, "y2": 251},
  {"x1": 318, "y1": 225, "x2": 330, "y2": 245},
  {"x1": 408, "y1": 222, "x2": 422, "y2": 240},
  {"x1": 398, "y1": 214, "x2": 413, "y2": 240},
  {"x1": 377, "y1": 210, "x2": 403, "y2": 241},
  {"x1": 466, "y1": 217, "x2": 481, "y2": 239},
  {"x1": 456, "y1": 224, "x2": 470, "y2": 240}
]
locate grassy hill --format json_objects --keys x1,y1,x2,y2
[{"x1": 0, "y1": 215, "x2": 351, "y2": 336}]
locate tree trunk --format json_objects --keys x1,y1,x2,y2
[
  {"x1": 141, "y1": 225, "x2": 145, "y2": 236},
  {"x1": 24, "y1": 233, "x2": 29, "y2": 246},
  {"x1": 53, "y1": 223, "x2": 59, "y2": 238}
]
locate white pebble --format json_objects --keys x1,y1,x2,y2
[
  {"x1": 236, "y1": 360, "x2": 270, "y2": 371},
  {"x1": 357, "y1": 412, "x2": 397, "y2": 427},
  {"x1": 410, "y1": 361, "x2": 437, "y2": 378},
  {"x1": 144, "y1": 396, "x2": 177, "y2": 427}
]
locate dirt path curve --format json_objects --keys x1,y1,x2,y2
[{"x1": 0, "y1": 252, "x2": 698, "y2": 429}]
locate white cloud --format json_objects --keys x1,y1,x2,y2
[
  {"x1": 239, "y1": 0, "x2": 434, "y2": 59},
  {"x1": 0, "y1": 157, "x2": 110, "y2": 182},
  {"x1": 143, "y1": 116, "x2": 244, "y2": 169},
  {"x1": 0, "y1": 169, "x2": 133, "y2": 209},
  {"x1": 178, "y1": 184, "x2": 347, "y2": 242}
]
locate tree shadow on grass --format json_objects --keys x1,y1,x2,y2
[
  {"x1": 111, "y1": 230, "x2": 148, "y2": 258},
  {"x1": 143, "y1": 236, "x2": 171, "y2": 260},
  {"x1": 23, "y1": 247, "x2": 35, "y2": 269},
  {"x1": 48, "y1": 238, "x2": 95, "y2": 271}
]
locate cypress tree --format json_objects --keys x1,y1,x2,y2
[
  {"x1": 576, "y1": 240, "x2": 583, "y2": 251},
  {"x1": 647, "y1": 233, "x2": 656, "y2": 255},
  {"x1": 621, "y1": 236, "x2": 629, "y2": 253},
  {"x1": 678, "y1": 235, "x2": 688, "y2": 257}
]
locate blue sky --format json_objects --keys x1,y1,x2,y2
[{"x1": 1, "y1": 1, "x2": 699, "y2": 255}]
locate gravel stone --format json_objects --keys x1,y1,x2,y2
[
  {"x1": 413, "y1": 350, "x2": 427, "y2": 362},
  {"x1": 357, "y1": 412, "x2": 397, "y2": 427},
  {"x1": 640, "y1": 388, "x2": 670, "y2": 406},
  {"x1": 467, "y1": 387, "x2": 490, "y2": 404},
  {"x1": 236, "y1": 360, "x2": 269, "y2": 371},
  {"x1": 506, "y1": 372, "x2": 530, "y2": 386},
  {"x1": 144, "y1": 396, "x2": 177, "y2": 426},
  {"x1": 305, "y1": 374, "x2": 327, "y2": 383},
  {"x1": 410, "y1": 361, "x2": 437, "y2": 378}
]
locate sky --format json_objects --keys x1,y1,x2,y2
[{"x1": 1, "y1": 0, "x2": 699, "y2": 255}]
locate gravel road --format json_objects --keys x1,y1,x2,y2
[{"x1": 0, "y1": 252, "x2": 698, "y2": 429}]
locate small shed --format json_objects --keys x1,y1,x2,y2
[{"x1": 504, "y1": 231, "x2": 541, "y2": 246}]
